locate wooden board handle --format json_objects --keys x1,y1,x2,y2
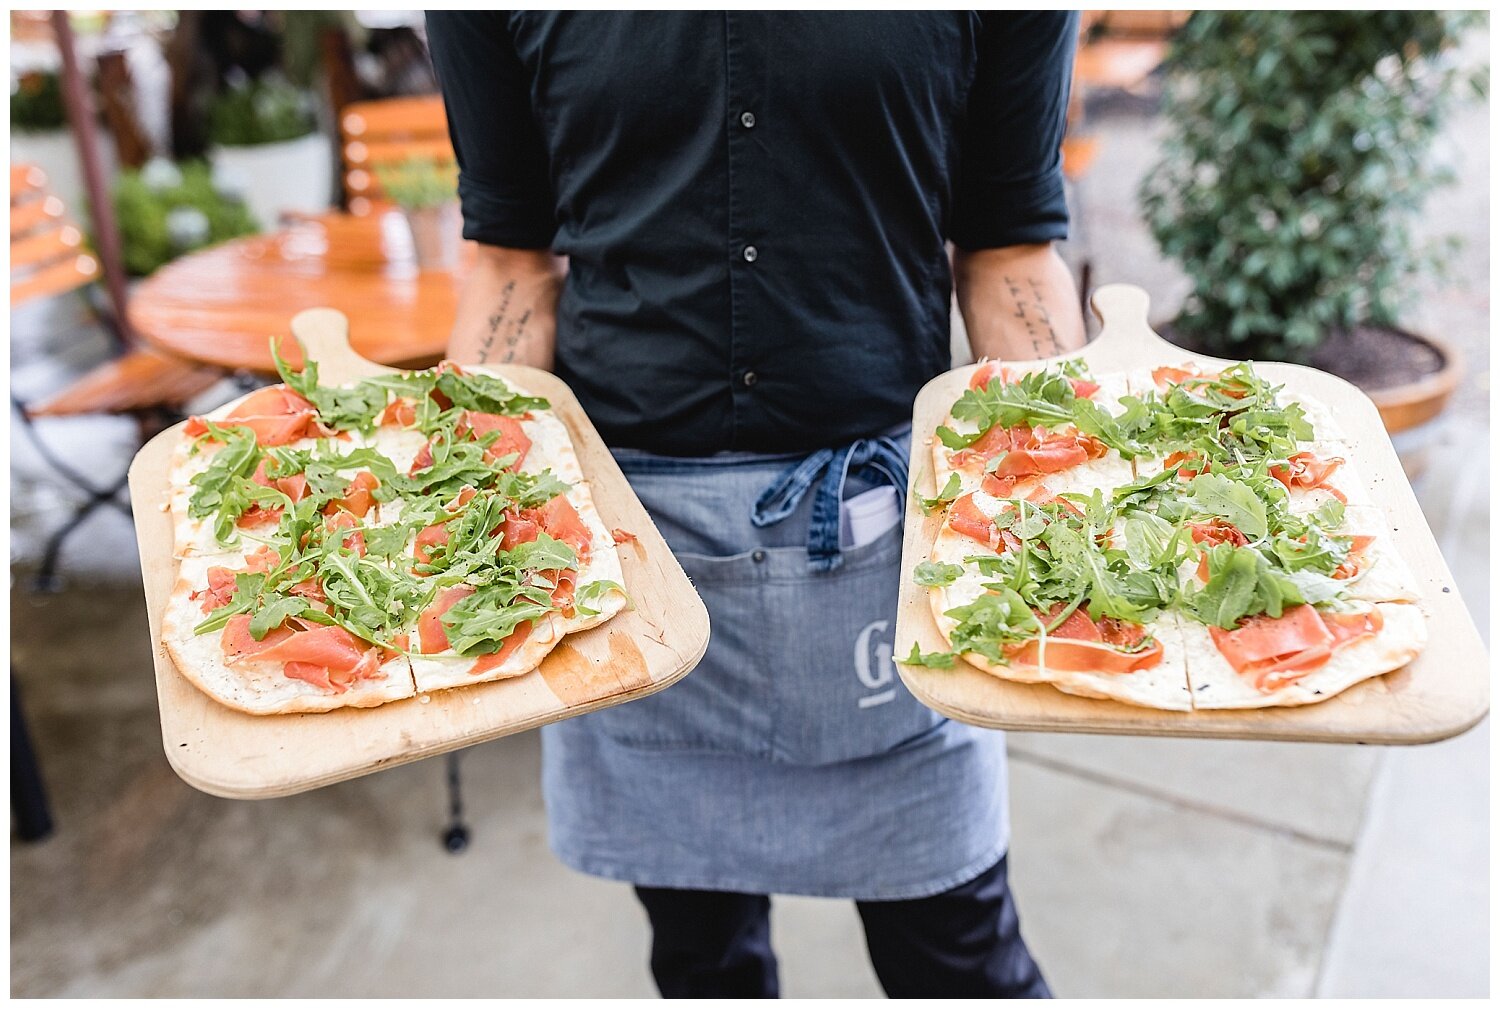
[
  {"x1": 288, "y1": 308, "x2": 398, "y2": 383},
  {"x1": 1090, "y1": 283, "x2": 1152, "y2": 331}
]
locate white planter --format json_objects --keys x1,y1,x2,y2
[
  {"x1": 402, "y1": 203, "x2": 463, "y2": 271},
  {"x1": 9, "y1": 127, "x2": 116, "y2": 224},
  {"x1": 210, "y1": 132, "x2": 333, "y2": 230}
]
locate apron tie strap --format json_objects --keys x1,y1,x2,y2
[{"x1": 750, "y1": 433, "x2": 909, "y2": 573}]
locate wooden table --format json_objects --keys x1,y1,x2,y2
[{"x1": 131, "y1": 211, "x2": 466, "y2": 372}]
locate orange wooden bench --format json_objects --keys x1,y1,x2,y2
[
  {"x1": 12, "y1": 163, "x2": 224, "y2": 589},
  {"x1": 339, "y1": 95, "x2": 454, "y2": 216},
  {"x1": 12, "y1": 163, "x2": 223, "y2": 419}
]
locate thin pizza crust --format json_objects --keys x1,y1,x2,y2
[{"x1": 1181, "y1": 601, "x2": 1426, "y2": 709}]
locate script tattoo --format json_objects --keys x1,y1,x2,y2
[
  {"x1": 1002, "y1": 274, "x2": 1067, "y2": 358},
  {"x1": 477, "y1": 280, "x2": 528, "y2": 364}
]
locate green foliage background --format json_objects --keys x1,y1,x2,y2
[
  {"x1": 11, "y1": 71, "x2": 66, "y2": 132},
  {"x1": 373, "y1": 157, "x2": 459, "y2": 211},
  {"x1": 208, "y1": 76, "x2": 316, "y2": 147},
  {"x1": 112, "y1": 162, "x2": 259, "y2": 276},
  {"x1": 1140, "y1": 12, "x2": 1486, "y2": 360}
]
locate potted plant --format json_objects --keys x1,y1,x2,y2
[
  {"x1": 207, "y1": 73, "x2": 332, "y2": 229},
  {"x1": 1140, "y1": 11, "x2": 1486, "y2": 433},
  {"x1": 9, "y1": 67, "x2": 116, "y2": 217},
  {"x1": 111, "y1": 158, "x2": 259, "y2": 277},
  {"x1": 372, "y1": 156, "x2": 462, "y2": 270}
]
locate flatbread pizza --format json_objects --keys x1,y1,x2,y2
[
  {"x1": 905, "y1": 357, "x2": 1426, "y2": 711},
  {"x1": 160, "y1": 346, "x2": 629, "y2": 715}
]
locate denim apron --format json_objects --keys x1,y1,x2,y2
[{"x1": 539, "y1": 427, "x2": 1010, "y2": 899}]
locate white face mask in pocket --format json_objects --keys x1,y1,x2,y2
[{"x1": 841, "y1": 485, "x2": 901, "y2": 548}]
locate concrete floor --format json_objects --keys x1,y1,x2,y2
[{"x1": 10, "y1": 35, "x2": 1489, "y2": 998}]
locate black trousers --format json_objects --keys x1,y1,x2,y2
[{"x1": 633, "y1": 855, "x2": 1050, "y2": 998}]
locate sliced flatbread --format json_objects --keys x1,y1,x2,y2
[
  {"x1": 161, "y1": 554, "x2": 415, "y2": 715},
  {"x1": 927, "y1": 525, "x2": 1194, "y2": 711}
]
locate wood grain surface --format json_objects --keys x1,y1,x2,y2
[
  {"x1": 129, "y1": 308, "x2": 709, "y2": 798},
  {"x1": 894, "y1": 284, "x2": 1488, "y2": 744}
]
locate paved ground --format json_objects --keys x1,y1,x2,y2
[{"x1": 10, "y1": 36, "x2": 1489, "y2": 998}]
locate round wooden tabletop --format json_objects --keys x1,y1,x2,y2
[{"x1": 130, "y1": 211, "x2": 469, "y2": 373}]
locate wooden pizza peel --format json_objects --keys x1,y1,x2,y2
[
  {"x1": 129, "y1": 308, "x2": 710, "y2": 798},
  {"x1": 894, "y1": 283, "x2": 1488, "y2": 744}
]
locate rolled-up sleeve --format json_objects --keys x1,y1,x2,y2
[
  {"x1": 426, "y1": 12, "x2": 555, "y2": 248},
  {"x1": 949, "y1": 11, "x2": 1077, "y2": 250}
]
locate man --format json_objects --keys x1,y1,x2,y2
[{"x1": 428, "y1": 13, "x2": 1083, "y2": 997}]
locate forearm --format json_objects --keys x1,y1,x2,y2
[
  {"x1": 448, "y1": 245, "x2": 564, "y2": 368},
  {"x1": 953, "y1": 243, "x2": 1085, "y2": 362}
]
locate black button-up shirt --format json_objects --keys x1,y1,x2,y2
[{"x1": 428, "y1": 12, "x2": 1075, "y2": 456}]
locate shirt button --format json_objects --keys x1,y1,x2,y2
[
  {"x1": 743, "y1": 245, "x2": 758, "y2": 263},
  {"x1": 740, "y1": 111, "x2": 756, "y2": 129},
  {"x1": 742, "y1": 370, "x2": 758, "y2": 388},
  {"x1": 752, "y1": 549, "x2": 767, "y2": 563}
]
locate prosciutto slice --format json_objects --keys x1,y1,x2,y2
[
  {"x1": 220, "y1": 615, "x2": 385, "y2": 694},
  {"x1": 185, "y1": 386, "x2": 322, "y2": 447},
  {"x1": 1207, "y1": 604, "x2": 1384, "y2": 692}
]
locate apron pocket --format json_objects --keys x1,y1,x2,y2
[
  {"x1": 762, "y1": 523, "x2": 942, "y2": 765},
  {"x1": 581, "y1": 548, "x2": 777, "y2": 757}
]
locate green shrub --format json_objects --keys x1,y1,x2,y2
[
  {"x1": 112, "y1": 160, "x2": 259, "y2": 276},
  {"x1": 1140, "y1": 12, "x2": 1486, "y2": 360},
  {"x1": 11, "y1": 70, "x2": 66, "y2": 132},
  {"x1": 372, "y1": 156, "x2": 458, "y2": 211},
  {"x1": 208, "y1": 76, "x2": 316, "y2": 147}
]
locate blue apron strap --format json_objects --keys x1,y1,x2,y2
[{"x1": 750, "y1": 435, "x2": 910, "y2": 573}]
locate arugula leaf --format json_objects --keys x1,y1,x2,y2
[
  {"x1": 1180, "y1": 543, "x2": 1327, "y2": 629},
  {"x1": 918, "y1": 472, "x2": 962, "y2": 513},
  {"x1": 392, "y1": 437, "x2": 506, "y2": 499},
  {"x1": 1122, "y1": 511, "x2": 1178, "y2": 570},
  {"x1": 1186, "y1": 472, "x2": 1269, "y2": 540},
  {"x1": 440, "y1": 584, "x2": 556, "y2": 656},
  {"x1": 897, "y1": 642, "x2": 957, "y2": 669},
  {"x1": 914, "y1": 561, "x2": 964, "y2": 587},
  {"x1": 945, "y1": 586, "x2": 1043, "y2": 664},
  {"x1": 492, "y1": 468, "x2": 572, "y2": 510},
  {"x1": 503, "y1": 532, "x2": 578, "y2": 573},
  {"x1": 935, "y1": 425, "x2": 976, "y2": 450},
  {"x1": 187, "y1": 424, "x2": 263, "y2": 523},
  {"x1": 435, "y1": 369, "x2": 550, "y2": 417},
  {"x1": 574, "y1": 579, "x2": 626, "y2": 617},
  {"x1": 247, "y1": 595, "x2": 321, "y2": 640},
  {"x1": 272, "y1": 338, "x2": 392, "y2": 433}
]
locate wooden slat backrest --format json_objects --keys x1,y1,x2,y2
[
  {"x1": 11, "y1": 254, "x2": 101, "y2": 307},
  {"x1": 338, "y1": 95, "x2": 453, "y2": 215},
  {"x1": 11, "y1": 162, "x2": 100, "y2": 305},
  {"x1": 10, "y1": 192, "x2": 65, "y2": 237},
  {"x1": 11, "y1": 162, "x2": 47, "y2": 199}
]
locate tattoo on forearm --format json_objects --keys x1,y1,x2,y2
[
  {"x1": 477, "y1": 280, "x2": 524, "y2": 364},
  {"x1": 1002, "y1": 274, "x2": 1066, "y2": 358}
]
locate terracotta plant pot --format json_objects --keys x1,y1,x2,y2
[
  {"x1": 1358, "y1": 329, "x2": 1461, "y2": 435},
  {"x1": 403, "y1": 203, "x2": 462, "y2": 271}
]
